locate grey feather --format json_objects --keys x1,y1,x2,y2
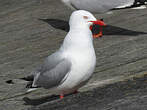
[
  {"x1": 32, "y1": 50, "x2": 63, "y2": 76},
  {"x1": 69, "y1": 0, "x2": 135, "y2": 13},
  {"x1": 32, "y1": 57, "x2": 71, "y2": 89}
]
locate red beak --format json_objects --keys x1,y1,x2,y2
[{"x1": 89, "y1": 20, "x2": 106, "y2": 26}]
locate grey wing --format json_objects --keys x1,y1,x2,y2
[
  {"x1": 71, "y1": 0, "x2": 134, "y2": 13},
  {"x1": 22, "y1": 50, "x2": 63, "y2": 83},
  {"x1": 31, "y1": 50, "x2": 63, "y2": 76},
  {"x1": 32, "y1": 59, "x2": 71, "y2": 89},
  {"x1": 25, "y1": 50, "x2": 64, "y2": 85}
]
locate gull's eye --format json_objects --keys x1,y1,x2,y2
[{"x1": 83, "y1": 16, "x2": 88, "y2": 19}]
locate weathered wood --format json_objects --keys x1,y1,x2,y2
[{"x1": 30, "y1": 73, "x2": 147, "y2": 110}]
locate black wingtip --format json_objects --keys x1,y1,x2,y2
[
  {"x1": 20, "y1": 75, "x2": 34, "y2": 81},
  {"x1": 26, "y1": 82, "x2": 33, "y2": 88},
  {"x1": 6, "y1": 80, "x2": 14, "y2": 84},
  {"x1": 26, "y1": 82, "x2": 40, "y2": 89}
]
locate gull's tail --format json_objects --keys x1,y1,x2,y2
[
  {"x1": 134, "y1": 0, "x2": 147, "y2": 6},
  {"x1": 6, "y1": 75, "x2": 39, "y2": 93},
  {"x1": 114, "y1": 0, "x2": 146, "y2": 10},
  {"x1": 20, "y1": 75, "x2": 40, "y2": 93}
]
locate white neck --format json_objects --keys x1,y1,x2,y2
[{"x1": 60, "y1": 26, "x2": 94, "y2": 52}]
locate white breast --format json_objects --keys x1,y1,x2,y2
[
  {"x1": 56, "y1": 27, "x2": 96, "y2": 94},
  {"x1": 57, "y1": 47, "x2": 96, "y2": 94}
]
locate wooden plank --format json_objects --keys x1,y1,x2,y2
[{"x1": 0, "y1": 0, "x2": 147, "y2": 110}]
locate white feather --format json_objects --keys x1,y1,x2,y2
[
  {"x1": 55, "y1": 10, "x2": 97, "y2": 94},
  {"x1": 61, "y1": 0, "x2": 135, "y2": 13}
]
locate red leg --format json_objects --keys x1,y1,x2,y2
[{"x1": 60, "y1": 94, "x2": 64, "y2": 99}]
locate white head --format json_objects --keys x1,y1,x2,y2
[
  {"x1": 69, "y1": 10, "x2": 97, "y2": 29},
  {"x1": 61, "y1": 10, "x2": 105, "y2": 51}
]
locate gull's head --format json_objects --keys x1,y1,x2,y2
[{"x1": 69, "y1": 10, "x2": 105, "y2": 29}]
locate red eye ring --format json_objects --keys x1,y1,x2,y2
[{"x1": 83, "y1": 16, "x2": 88, "y2": 19}]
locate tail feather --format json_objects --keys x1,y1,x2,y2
[
  {"x1": 113, "y1": 0, "x2": 147, "y2": 10},
  {"x1": 6, "y1": 75, "x2": 40, "y2": 93},
  {"x1": 26, "y1": 81, "x2": 40, "y2": 93},
  {"x1": 133, "y1": 0, "x2": 147, "y2": 6},
  {"x1": 20, "y1": 75, "x2": 34, "y2": 81},
  {"x1": 27, "y1": 88, "x2": 38, "y2": 93}
]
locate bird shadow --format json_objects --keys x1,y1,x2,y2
[
  {"x1": 39, "y1": 18, "x2": 69, "y2": 32},
  {"x1": 39, "y1": 18, "x2": 147, "y2": 36},
  {"x1": 23, "y1": 95, "x2": 59, "y2": 106},
  {"x1": 23, "y1": 93, "x2": 75, "y2": 106}
]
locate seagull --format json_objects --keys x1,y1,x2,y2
[
  {"x1": 61, "y1": 0, "x2": 146, "y2": 13},
  {"x1": 61, "y1": 0, "x2": 146, "y2": 37},
  {"x1": 23, "y1": 10, "x2": 105, "y2": 99}
]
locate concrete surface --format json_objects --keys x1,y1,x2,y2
[{"x1": 0, "y1": 0, "x2": 147, "y2": 110}]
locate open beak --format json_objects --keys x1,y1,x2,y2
[
  {"x1": 89, "y1": 20, "x2": 106, "y2": 26},
  {"x1": 89, "y1": 20, "x2": 106, "y2": 38}
]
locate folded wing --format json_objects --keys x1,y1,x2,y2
[{"x1": 32, "y1": 58, "x2": 71, "y2": 89}]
